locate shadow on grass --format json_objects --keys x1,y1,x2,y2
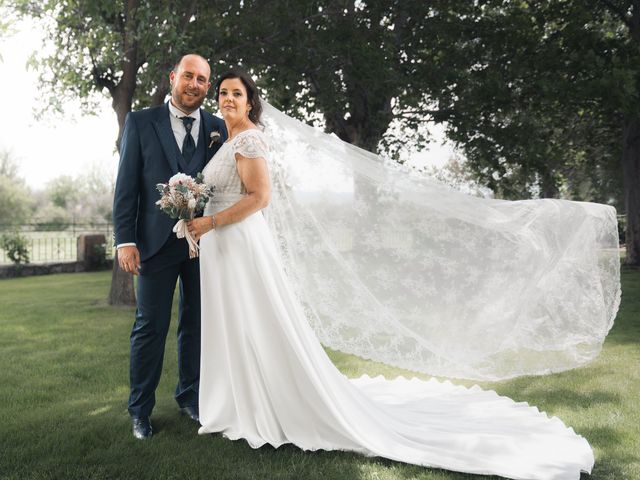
[
  {"x1": 583, "y1": 425, "x2": 639, "y2": 480},
  {"x1": 1, "y1": 401, "x2": 517, "y2": 480},
  {"x1": 605, "y1": 316, "x2": 640, "y2": 347}
]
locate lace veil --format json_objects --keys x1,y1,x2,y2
[{"x1": 259, "y1": 102, "x2": 621, "y2": 381}]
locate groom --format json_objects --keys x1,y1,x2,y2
[{"x1": 113, "y1": 54, "x2": 226, "y2": 440}]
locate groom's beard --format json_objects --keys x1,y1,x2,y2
[{"x1": 171, "y1": 88, "x2": 207, "y2": 114}]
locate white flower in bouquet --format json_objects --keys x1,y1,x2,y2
[{"x1": 168, "y1": 173, "x2": 194, "y2": 188}]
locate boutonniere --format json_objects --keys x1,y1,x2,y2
[{"x1": 208, "y1": 130, "x2": 221, "y2": 148}]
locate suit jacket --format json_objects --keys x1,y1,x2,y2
[{"x1": 113, "y1": 102, "x2": 227, "y2": 262}]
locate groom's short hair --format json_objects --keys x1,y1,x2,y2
[{"x1": 173, "y1": 53, "x2": 210, "y2": 73}]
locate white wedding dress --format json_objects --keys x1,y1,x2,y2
[{"x1": 198, "y1": 128, "x2": 595, "y2": 480}]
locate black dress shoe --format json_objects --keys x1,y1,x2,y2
[
  {"x1": 179, "y1": 405, "x2": 199, "y2": 423},
  {"x1": 132, "y1": 416, "x2": 153, "y2": 440}
]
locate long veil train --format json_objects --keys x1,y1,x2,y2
[{"x1": 259, "y1": 101, "x2": 621, "y2": 381}]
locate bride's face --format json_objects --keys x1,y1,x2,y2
[{"x1": 218, "y1": 78, "x2": 252, "y2": 122}]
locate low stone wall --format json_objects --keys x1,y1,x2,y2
[
  {"x1": 0, "y1": 259, "x2": 113, "y2": 279},
  {"x1": 0, "y1": 233, "x2": 113, "y2": 279}
]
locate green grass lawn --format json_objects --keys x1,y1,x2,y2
[{"x1": 0, "y1": 267, "x2": 638, "y2": 480}]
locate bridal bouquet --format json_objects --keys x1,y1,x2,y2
[{"x1": 156, "y1": 172, "x2": 215, "y2": 258}]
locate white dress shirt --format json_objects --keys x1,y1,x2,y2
[
  {"x1": 117, "y1": 101, "x2": 201, "y2": 250},
  {"x1": 168, "y1": 100, "x2": 201, "y2": 150}
]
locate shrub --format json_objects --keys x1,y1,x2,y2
[
  {"x1": 90, "y1": 243, "x2": 108, "y2": 270},
  {"x1": 0, "y1": 232, "x2": 30, "y2": 264}
]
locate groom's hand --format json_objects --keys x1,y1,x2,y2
[{"x1": 118, "y1": 246, "x2": 141, "y2": 275}]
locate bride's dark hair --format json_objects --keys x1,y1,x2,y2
[{"x1": 215, "y1": 68, "x2": 263, "y2": 125}]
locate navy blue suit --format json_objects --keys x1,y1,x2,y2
[{"x1": 113, "y1": 102, "x2": 226, "y2": 418}]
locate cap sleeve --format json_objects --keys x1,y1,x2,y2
[{"x1": 232, "y1": 130, "x2": 269, "y2": 160}]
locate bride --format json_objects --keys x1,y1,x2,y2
[{"x1": 187, "y1": 69, "x2": 620, "y2": 480}]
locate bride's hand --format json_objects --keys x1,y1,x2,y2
[{"x1": 187, "y1": 216, "x2": 215, "y2": 242}]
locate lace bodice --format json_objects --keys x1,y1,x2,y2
[{"x1": 203, "y1": 129, "x2": 269, "y2": 213}]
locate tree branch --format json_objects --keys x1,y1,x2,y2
[
  {"x1": 149, "y1": 77, "x2": 170, "y2": 107},
  {"x1": 118, "y1": 0, "x2": 139, "y2": 96},
  {"x1": 84, "y1": 35, "x2": 117, "y2": 95},
  {"x1": 305, "y1": 69, "x2": 348, "y2": 139},
  {"x1": 90, "y1": 60, "x2": 116, "y2": 95},
  {"x1": 112, "y1": 0, "x2": 140, "y2": 144},
  {"x1": 147, "y1": 0, "x2": 199, "y2": 106}
]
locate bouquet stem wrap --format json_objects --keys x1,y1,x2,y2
[{"x1": 173, "y1": 219, "x2": 199, "y2": 259}]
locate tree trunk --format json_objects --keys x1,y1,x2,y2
[
  {"x1": 113, "y1": 92, "x2": 132, "y2": 150},
  {"x1": 323, "y1": 98, "x2": 393, "y2": 153},
  {"x1": 622, "y1": 117, "x2": 640, "y2": 266},
  {"x1": 150, "y1": 77, "x2": 170, "y2": 107},
  {"x1": 108, "y1": 91, "x2": 137, "y2": 306},
  {"x1": 108, "y1": 249, "x2": 136, "y2": 305},
  {"x1": 540, "y1": 175, "x2": 560, "y2": 198},
  {"x1": 108, "y1": 90, "x2": 137, "y2": 306},
  {"x1": 108, "y1": 0, "x2": 139, "y2": 305}
]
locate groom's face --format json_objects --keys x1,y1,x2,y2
[{"x1": 169, "y1": 55, "x2": 211, "y2": 114}]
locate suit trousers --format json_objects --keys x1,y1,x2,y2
[{"x1": 128, "y1": 234, "x2": 201, "y2": 418}]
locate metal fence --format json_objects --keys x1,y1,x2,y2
[{"x1": 0, "y1": 223, "x2": 114, "y2": 265}]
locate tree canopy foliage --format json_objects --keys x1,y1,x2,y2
[
  {"x1": 430, "y1": 1, "x2": 638, "y2": 263},
  {"x1": 0, "y1": 149, "x2": 32, "y2": 226},
  {"x1": 427, "y1": 1, "x2": 631, "y2": 205},
  {"x1": 9, "y1": 0, "x2": 640, "y2": 282}
]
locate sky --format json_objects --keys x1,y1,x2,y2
[
  {"x1": 1, "y1": 19, "x2": 455, "y2": 190},
  {"x1": 0, "y1": 20, "x2": 120, "y2": 189}
]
